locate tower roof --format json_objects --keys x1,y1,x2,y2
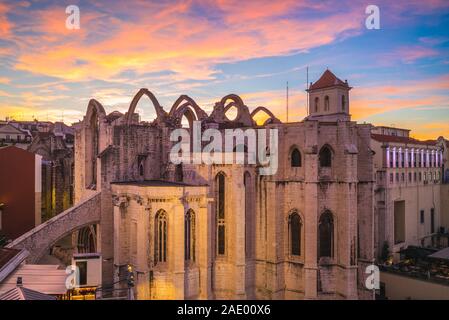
[{"x1": 309, "y1": 69, "x2": 349, "y2": 90}]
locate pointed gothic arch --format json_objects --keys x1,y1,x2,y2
[
  {"x1": 250, "y1": 106, "x2": 281, "y2": 125},
  {"x1": 217, "y1": 94, "x2": 254, "y2": 125},
  {"x1": 319, "y1": 144, "x2": 334, "y2": 168},
  {"x1": 169, "y1": 95, "x2": 208, "y2": 124},
  {"x1": 318, "y1": 210, "x2": 334, "y2": 259},
  {"x1": 84, "y1": 99, "x2": 106, "y2": 189},
  {"x1": 126, "y1": 88, "x2": 167, "y2": 125}
]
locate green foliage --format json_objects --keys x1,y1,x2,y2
[{"x1": 381, "y1": 241, "x2": 390, "y2": 262}]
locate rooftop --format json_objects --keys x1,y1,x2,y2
[
  {"x1": 371, "y1": 133, "x2": 437, "y2": 146},
  {"x1": 0, "y1": 264, "x2": 68, "y2": 296},
  {"x1": 0, "y1": 286, "x2": 57, "y2": 300},
  {"x1": 309, "y1": 69, "x2": 349, "y2": 90}
]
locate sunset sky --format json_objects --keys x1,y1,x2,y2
[{"x1": 0, "y1": 0, "x2": 448, "y2": 139}]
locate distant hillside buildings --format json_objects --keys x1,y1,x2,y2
[{"x1": 0, "y1": 119, "x2": 75, "y2": 242}]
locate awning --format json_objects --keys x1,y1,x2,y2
[
  {"x1": 428, "y1": 247, "x2": 449, "y2": 262},
  {"x1": 399, "y1": 246, "x2": 436, "y2": 259}
]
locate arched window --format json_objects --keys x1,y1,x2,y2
[
  {"x1": 289, "y1": 212, "x2": 302, "y2": 256},
  {"x1": 139, "y1": 163, "x2": 144, "y2": 176},
  {"x1": 244, "y1": 171, "x2": 255, "y2": 259},
  {"x1": 86, "y1": 110, "x2": 100, "y2": 189},
  {"x1": 324, "y1": 96, "x2": 329, "y2": 111},
  {"x1": 319, "y1": 146, "x2": 332, "y2": 167},
  {"x1": 77, "y1": 226, "x2": 96, "y2": 253},
  {"x1": 341, "y1": 95, "x2": 346, "y2": 111},
  {"x1": 175, "y1": 163, "x2": 183, "y2": 182},
  {"x1": 314, "y1": 97, "x2": 319, "y2": 112},
  {"x1": 318, "y1": 211, "x2": 334, "y2": 258},
  {"x1": 154, "y1": 210, "x2": 167, "y2": 264},
  {"x1": 185, "y1": 209, "x2": 195, "y2": 261},
  {"x1": 216, "y1": 173, "x2": 226, "y2": 255},
  {"x1": 291, "y1": 148, "x2": 302, "y2": 167}
]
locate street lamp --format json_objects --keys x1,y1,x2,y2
[{"x1": 127, "y1": 264, "x2": 135, "y2": 300}]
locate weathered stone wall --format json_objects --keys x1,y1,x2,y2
[{"x1": 72, "y1": 81, "x2": 375, "y2": 300}]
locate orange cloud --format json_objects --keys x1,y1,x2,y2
[
  {"x1": 0, "y1": 3, "x2": 12, "y2": 38},
  {"x1": 0, "y1": 77, "x2": 11, "y2": 84},
  {"x1": 350, "y1": 74, "x2": 449, "y2": 120},
  {"x1": 10, "y1": 1, "x2": 363, "y2": 82}
]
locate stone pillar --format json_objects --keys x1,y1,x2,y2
[
  {"x1": 304, "y1": 133, "x2": 318, "y2": 299},
  {"x1": 304, "y1": 181, "x2": 318, "y2": 299},
  {"x1": 100, "y1": 190, "x2": 114, "y2": 287},
  {"x1": 338, "y1": 181, "x2": 358, "y2": 299},
  {"x1": 233, "y1": 169, "x2": 246, "y2": 299},
  {"x1": 171, "y1": 201, "x2": 185, "y2": 300},
  {"x1": 198, "y1": 196, "x2": 212, "y2": 299},
  {"x1": 113, "y1": 202, "x2": 122, "y2": 271}
]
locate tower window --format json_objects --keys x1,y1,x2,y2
[
  {"x1": 319, "y1": 146, "x2": 332, "y2": 167},
  {"x1": 216, "y1": 173, "x2": 226, "y2": 255},
  {"x1": 314, "y1": 97, "x2": 319, "y2": 112},
  {"x1": 185, "y1": 209, "x2": 195, "y2": 262},
  {"x1": 431, "y1": 208, "x2": 435, "y2": 234},
  {"x1": 291, "y1": 148, "x2": 302, "y2": 167},
  {"x1": 341, "y1": 95, "x2": 346, "y2": 111},
  {"x1": 139, "y1": 163, "x2": 144, "y2": 176},
  {"x1": 289, "y1": 212, "x2": 302, "y2": 256},
  {"x1": 318, "y1": 211, "x2": 334, "y2": 258},
  {"x1": 324, "y1": 96, "x2": 329, "y2": 111},
  {"x1": 154, "y1": 210, "x2": 167, "y2": 264}
]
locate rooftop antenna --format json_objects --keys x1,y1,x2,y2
[{"x1": 286, "y1": 81, "x2": 289, "y2": 122}]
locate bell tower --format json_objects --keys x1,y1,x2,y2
[{"x1": 307, "y1": 69, "x2": 352, "y2": 121}]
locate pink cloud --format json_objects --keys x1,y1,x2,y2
[
  {"x1": 8, "y1": 1, "x2": 364, "y2": 81},
  {"x1": 377, "y1": 45, "x2": 440, "y2": 65}
]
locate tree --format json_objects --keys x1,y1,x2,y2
[{"x1": 381, "y1": 241, "x2": 390, "y2": 263}]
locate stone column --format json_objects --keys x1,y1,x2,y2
[
  {"x1": 338, "y1": 181, "x2": 358, "y2": 299},
  {"x1": 100, "y1": 190, "x2": 114, "y2": 287},
  {"x1": 304, "y1": 139, "x2": 318, "y2": 299},
  {"x1": 233, "y1": 169, "x2": 246, "y2": 299},
  {"x1": 171, "y1": 201, "x2": 185, "y2": 299},
  {"x1": 112, "y1": 195, "x2": 128, "y2": 287},
  {"x1": 304, "y1": 182, "x2": 318, "y2": 299},
  {"x1": 198, "y1": 196, "x2": 212, "y2": 299}
]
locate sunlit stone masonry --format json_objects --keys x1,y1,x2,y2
[{"x1": 74, "y1": 69, "x2": 375, "y2": 300}]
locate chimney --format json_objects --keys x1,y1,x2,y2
[{"x1": 16, "y1": 277, "x2": 23, "y2": 287}]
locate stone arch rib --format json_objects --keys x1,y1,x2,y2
[
  {"x1": 85, "y1": 99, "x2": 106, "y2": 127},
  {"x1": 169, "y1": 95, "x2": 208, "y2": 122},
  {"x1": 126, "y1": 88, "x2": 166, "y2": 125},
  {"x1": 250, "y1": 106, "x2": 281, "y2": 125},
  {"x1": 6, "y1": 192, "x2": 101, "y2": 263},
  {"x1": 213, "y1": 94, "x2": 253, "y2": 125}
]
